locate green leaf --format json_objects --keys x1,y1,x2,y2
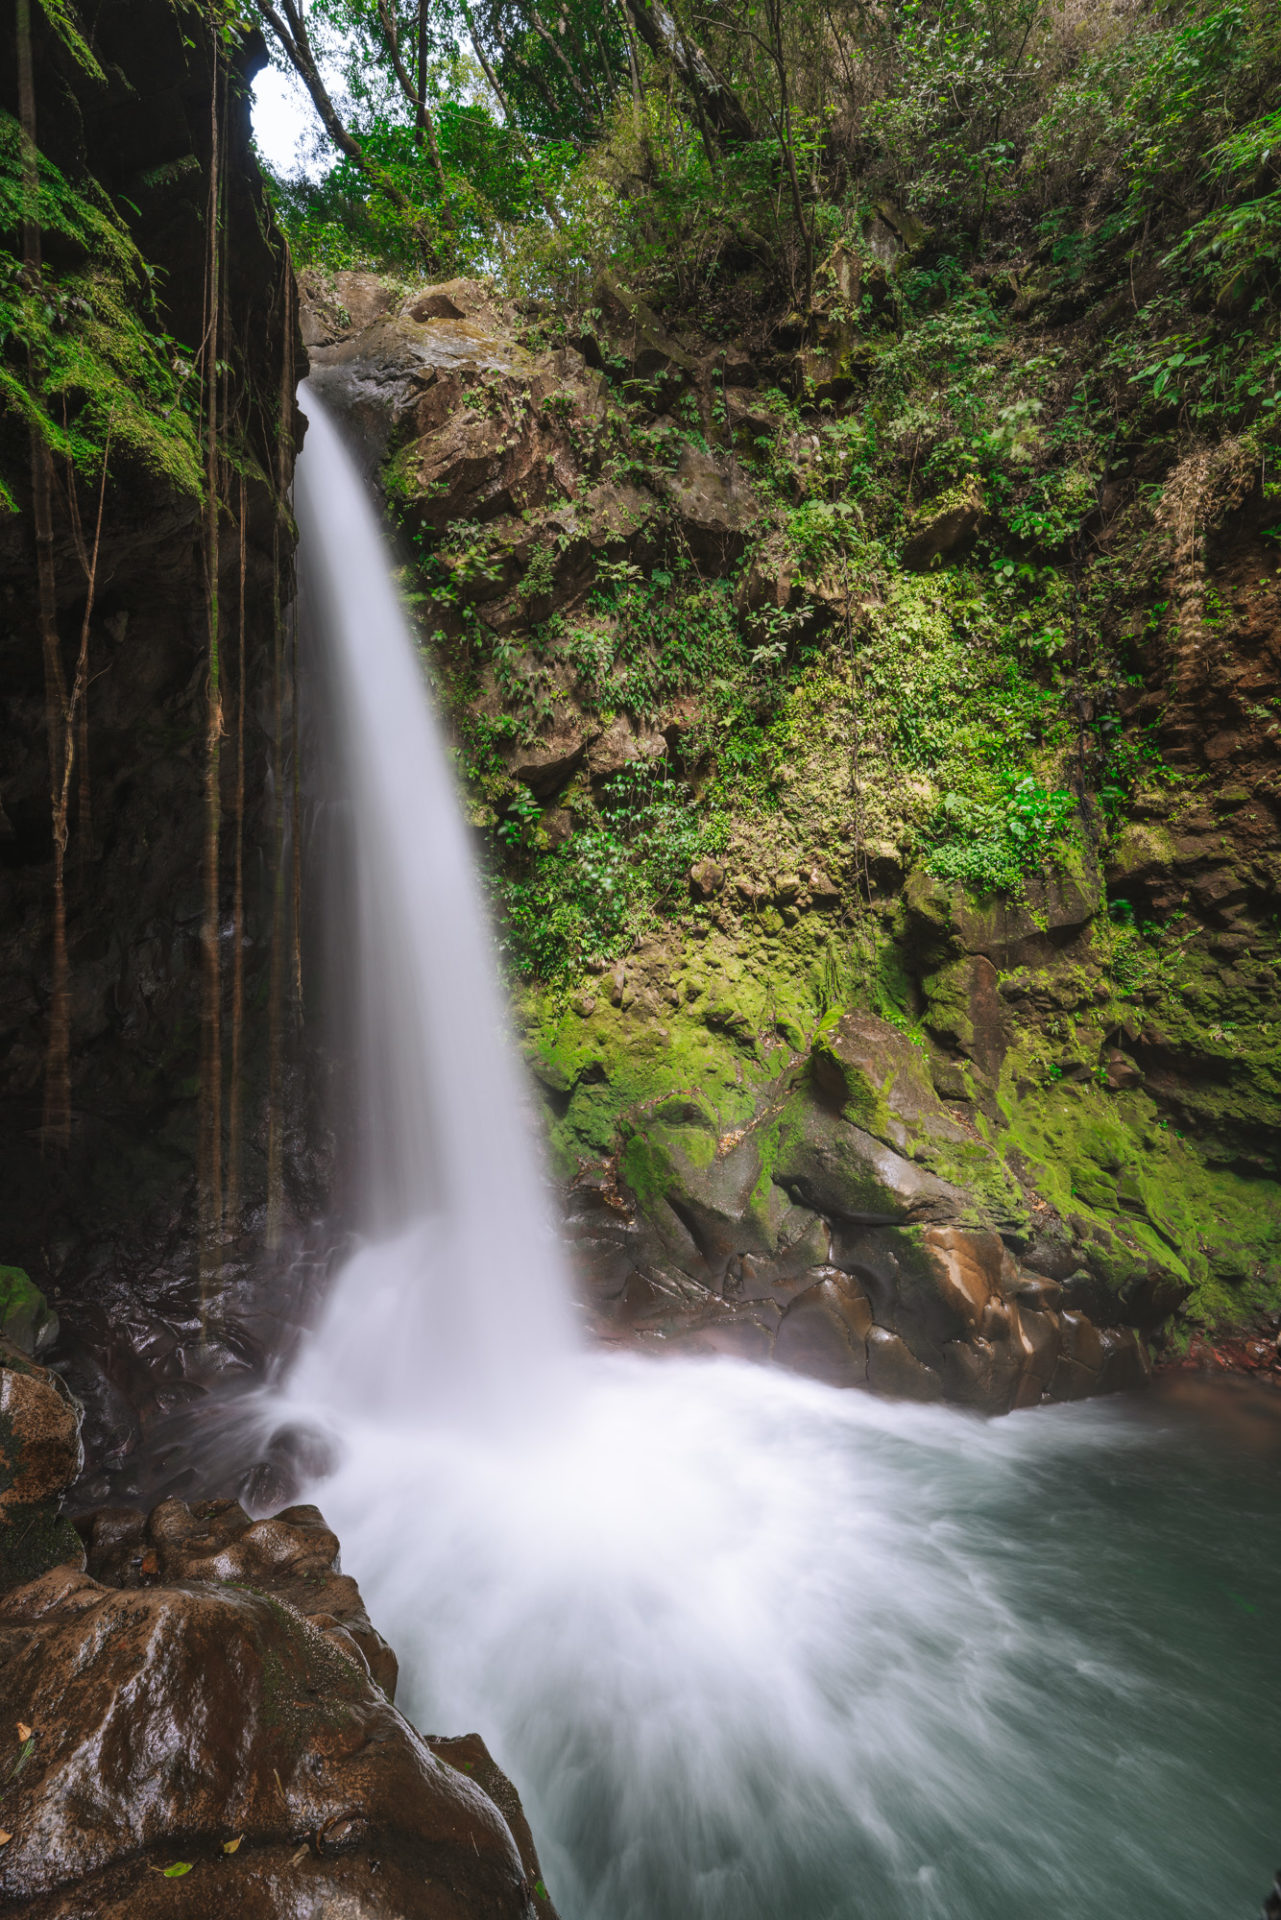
[{"x1": 162, "y1": 1863, "x2": 193, "y2": 1878}]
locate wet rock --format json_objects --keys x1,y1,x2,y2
[
  {"x1": 0, "y1": 1347, "x2": 83, "y2": 1519},
  {"x1": 1050, "y1": 1310, "x2": 1105, "y2": 1400},
  {"x1": 428, "y1": 1734, "x2": 558, "y2": 1913},
  {"x1": 77, "y1": 1495, "x2": 398, "y2": 1698},
  {"x1": 774, "y1": 1271, "x2": 872, "y2": 1387},
  {"x1": 0, "y1": 0, "x2": 318, "y2": 1503},
  {"x1": 0, "y1": 1341, "x2": 85, "y2": 1594},
  {"x1": 0, "y1": 1559, "x2": 541, "y2": 1919},
  {"x1": 1098, "y1": 1327, "x2": 1151, "y2": 1394},
  {"x1": 865, "y1": 1327, "x2": 944, "y2": 1401}
]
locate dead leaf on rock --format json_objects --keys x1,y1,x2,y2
[
  {"x1": 14, "y1": 1725, "x2": 30, "y2": 1743},
  {"x1": 0, "y1": 1832, "x2": 11, "y2": 1847},
  {"x1": 222, "y1": 1835, "x2": 243, "y2": 1854},
  {"x1": 290, "y1": 1844, "x2": 309, "y2": 1866}
]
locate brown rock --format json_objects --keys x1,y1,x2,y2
[
  {"x1": 921, "y1": 953, "x2": 1008, "y2": 1081},
  {"x1": 661, "y1": 445, "x2": 760, "y2": 570},
  {"x1": 811, "y1": 1011, "x2": 968, "y2": 1154},
  {"x1": 939, "y1": 1334, "x2": 1022, "y2": 1410},
  {"x1": 0, "y1": 1560, "x2": 539, "y2": 1919},
  {"x1": 428, "y1": 1734, "x2": 558, "y2": 1912},
  {"x1": 1050, "y1": 1310, "x2": 1105, "y2": 1400},
  {"x1": 401, "y1": 278, "x2": 498, "y2": 325},
  {"x1": 688, "y1": 857, "x2": 725, "y2": 900},
  {"x1": 864, "y1": 1327, "x2": 944, "y2": 1401},
  {"x1": 593, "y1": 271, "x2": 699, "y2": 385},
  {"x1": 586, "y1": 715, "x2": 665, "y2": 782},
  {"x1": 511, "y1": 719, "x2": 591, "y2": 798},
  {"x1": 774, "y1": 1271, "x2": 872, "y2": 1386},
  {"x1": 1103, "y1": 1048, "x2": 1143, "y2": 1091},
  {"x1": 919, "y1": 1225, "x2": 1004, "y2": 1331},
  {"x1": 0, "y1": 1345, "x2": 83, "y2": 1519},
  {"x1": 78, "y1": 1497, "x2": 401, "y2": 1698}
]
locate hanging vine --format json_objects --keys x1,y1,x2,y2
[
  {"x1": 197, "y1": 23, "x2": 230, "y2": 1324},
  {"x1": 265, "y1": 257, "x2": 298, "y2": 1252},
  {"x1": 9, "y1": 0, "x2": 303, "y2": 1284},
  {"x1": 225, "y1": 473, "x2": 248, "y2": 1235}
]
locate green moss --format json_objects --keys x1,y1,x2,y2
[
  {"x1": 997, "y1": 1077, "x2": 1281, "y2": 1326},
  {"x1": 0, "y1": 114, "x2": 202, "y2": 501}
]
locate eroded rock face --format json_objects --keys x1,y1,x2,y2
[{"x1": 76, "y1": 1496, "x2": 400, "y2": 1699}]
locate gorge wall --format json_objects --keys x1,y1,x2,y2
[{"x1": 0, "y1": 0, "x2": 321, "y2": 1497}]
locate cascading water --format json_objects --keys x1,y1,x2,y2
[
  {"x1": 290, "y1": 381, "x2": 575, "y2": 1426},
  {"x1": 273, "y1": 384, "x2": 1280, "y2": 1920}
]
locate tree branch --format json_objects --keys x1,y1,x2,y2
[
  {"x1": 376, "y1": 0, "x2": 447, "y2": 188},
  {"x1": 623, "y1": 0, "x2": 755, "y2": 147},
  {"x1": 252, "y1": 0, "x2": 414, "y2": 208}
]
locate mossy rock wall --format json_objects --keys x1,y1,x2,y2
[{"x1": 301, "y1": 248, "x2": 1281, "y2": 1396}]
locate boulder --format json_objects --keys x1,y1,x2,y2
[
  {"x1": 586, "y1": 715, "x2": 667, "y2": 782},
  {"x1": 593, "y1": 271, "x2": 699, "y2": 386},
  {"x1": 809, "y1": 1011, "x2": 968, "y2": 1155},
  {"x1": 774, "y1": 1096, "x2": 965, "y2": 1226},
  {"x1": 921, "y1": 954, "x2": 1008, "y2": 1080},
  {"x1": 76, "y1": 1496, "x2": 400, "y2": 1699},
  {"x1": 688, "y1": 857, "x2": 725, "y2": 901},
  {"x1": 774, "y1": 1271, "x2": 872, "y2": 1387},
  {"x1": 0, "y1": 1561, "x2": 543, "y2": 1919},
  {"x1": 511, "y1": 718, "x2": 592, "y2": 798},
  {"x1": 865, "y1": 1327, "x2": 944, "y2": 1401},
  {"x1": 905, "y1": 859, "x2": 1102, "y2": 966}
]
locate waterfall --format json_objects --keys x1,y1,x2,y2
[
  {"x1": 290, "y1": 382, "x2": 575, "y2": 1424},
  {"x1": 267, "y1": 386, "x2": 1279, "y2": 1920}
]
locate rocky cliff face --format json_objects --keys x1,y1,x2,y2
[
  {"x1": 301, "y1": 266, "x2": 1281, "y2": 1405},
  {"x1": 0, "y1": 2, "x2": 323, "y2": 1494}
]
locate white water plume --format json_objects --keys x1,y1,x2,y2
[
  {"x1": 292, "y1": 382, "x2": 575, "y2": 1424},
  {"x1": 274, "y1": 385, "x2": 1278, "y2": 1920}
]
